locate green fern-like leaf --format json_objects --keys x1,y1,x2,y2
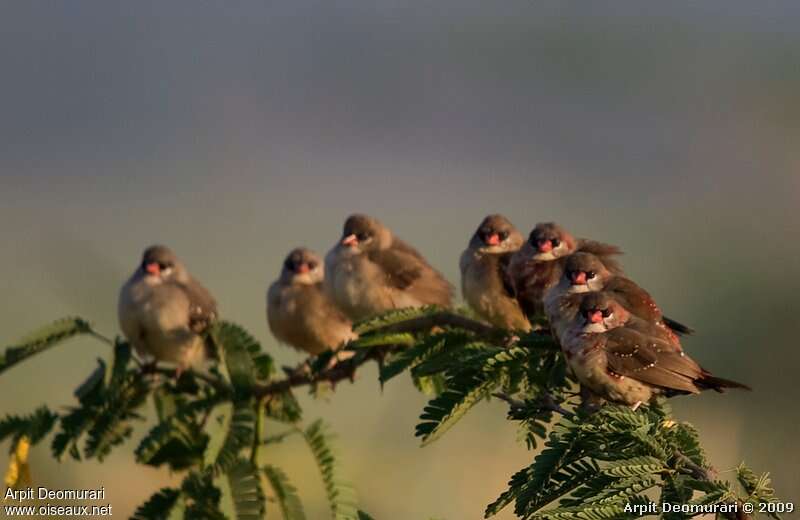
[
  {"x1": 264, "y1": 464, "x2": 307, "y2": 520},
  {"x1": 350, "y1": 332, "x2": 417, "y2": 349},
  {"x1": 182, "y1": 471, "x2": 226, "y2": 520},
  {"x1": 416, "y1": 347, "x2": 532, "y2": 445},
  {"x1": 0, "y1": 317, "x2": 92, "y2": 374},
  {"x1": 528, "y1": 502, "x2": 628, "y2": 520},
  {"x1": 265, "y1": 390, "x2": 303, "y2": 424},
  {"x1": 131, "y1": 488, "x2": 185, "y2": 520},
  {"x1": 486, "y1": 419, "x2": 583, "y2": 518},
  {"x1": 204, "y1": 401, "x2": 256, "y2": 474},
  {"x1": 352, "y1": 306, "x2": 442, "y2": 335},
  {"x1": 51, "y1": 406, "x2": 93, "y2": 461},
  {"x1": 83, "y1": 372, "x2": 149, "y2": 461},
  {"x1": 0, "y1": 406, "x2": 57, "y2": 447},
  {"x1": 380, "y1": 334, "x2": 446, "y2": 383},
  {"x1": 415, "y1": 373, "x2": 496, "y2": 445},
  {"x1": 303, "y1": 419, "x2": 358, "y2": 520},
  {"x1": 212, "y1": 322, "x2": 263, "y2": 396},
  {"x1": 600, "y1": 456, "x2": 666, "y2": 478},
  {"x1": 224, "y1": 459, "x2": 266, "y2": 520},
  {"x1": 135, "y1": 412, "x2": 207, "y2": 470}
]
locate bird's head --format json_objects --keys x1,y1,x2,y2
[
  {"x1": 563, "y1": 253, "x2": 611, "y2": 293},
  {"x1": 281, "y1": 248, "x2": 323, "y2": 285},
  {"x1": 338, "y1": 214, "x2": 390, "y2": 255},
  {"x1": 469, "y1": 214, "x2": 523, "y2": 253},
  {"x1": 139, "y1": 245, "x2": 186, "y2": 283},
  {"x1": 526, "y1": 222, "x2": 576, "y2": 261},
  {"x1": 578, "y1": 292, "x2": 629, "y2": 333}
]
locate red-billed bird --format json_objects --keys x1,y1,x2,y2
[
  {"x1": 555, "y1": 252, "x2": 693, "y2": 336},
  {"x1": 118, "y1": 245, "x2": 217, "y2": 374},
  {"x1": 509, "y1": 222, "x2": 623, "y2": 318},
  {"x1": 558, "y1": 292, "x2": 749, "y2": 408},
  {"x1": 324, "y1": 214, "x2": 453, "y2": 321},
  {"x1": 268, "y1": 248, "x2": 356, "y2": 355},
  {"x1": 460, "y1": 215, "x2": 531, "y2": 331}
]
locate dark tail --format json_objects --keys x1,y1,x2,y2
[
  {"x1": 698, "y1": 372, "x2": 752, "y2": 393},
  {"x1": 663, "y1": 315, "x2": 695, "y2": 336}
]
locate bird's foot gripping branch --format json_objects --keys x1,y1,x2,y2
[{"x1": 0, "y1": 307, "x2": 786, "y2": 519}]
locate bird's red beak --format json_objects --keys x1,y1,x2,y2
[
  {"x1": 486, "y1": 233, "x2": 501, "y2": 246},
  {"x1": 341, "y1": 234, "x2": 358, "y2": 247},
  {"x1": 296, "y1": 263, "x2": 310, "y2": 274},
  {"x1": 145, "y1": 263, "x2": 160, "y2": 276},
  {"x1": 571, "y1": 271, "x2": 587, "y2": 285},
  {"x1": 537, "y1": 239, "x2": 553, "y2": 253},
  {"x1": 588, "y1": 310, "x2": 604, "y2": 324}
]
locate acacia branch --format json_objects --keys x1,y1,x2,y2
[
  {"x1": 373, "y1": 311, "x2": 505, "y2": 339},
  {"x1": 253, "y1": 344, "x2": 400, "y2": 398},
  {"x1": 252, "y1": 311, "x2": 521, "y2": 398},
  {"x1": 492, "y1": 391, "x2": 575, "y2": 418},
  {"x1": 672, "y1": 451, "x2": 752, "y2": 520}
]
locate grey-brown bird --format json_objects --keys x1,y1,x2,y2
[
  {"x1": 268, "y1": 248, "x2": 356, "y2": 356},
  {"x1": 118, "y1": 245, "x2": 217, "y2": 373},
  {"x1": 509, "y1": 222, "x2": 623, "y2": 319},
  {"x1": 460, "y1": 214, "x2": 530, "y2": 331},
  {"x1": 558, "y1": 252, "x2": 693, "y2": 336},
  {"x1": 324, "y1": 214, "x2": 453, "y2": 322},
  {"x1": 558, "y1": 293, "x2": 749, "y2": 408}
]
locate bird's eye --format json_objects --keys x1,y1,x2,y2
[
  {"x1": 499, "y1": 231, "x2": 509, "y2": 240},
  {"x1": 159, "y1": 262, "x2": 170, "y2": 270},
  {"x1": 551, "y1": 239, "x2": 560, "y2": 247},
  {"x1": 601, "y1": 308, "x2": 612, "y2": 317},
  {"x1": 587, "y1": 271, "x2": 596, "y2": 279},
  {"x1": 308, "y1": 262, "x2": 317, "y2": 269},
  {"x1": 356, "y1": 232, "x2": 369, "y2": 241}
]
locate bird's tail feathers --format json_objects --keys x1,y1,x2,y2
[
  {"x1": 698, "y1": 372, "x2": 752, "y2": 393},
  {"x1": 663, "y1": 316, "x2": 695, "y2": 336}
]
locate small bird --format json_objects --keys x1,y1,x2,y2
[
  {"x1": 118, "y1": 245, "x2": 217, "y2": 374},
  {"x1": 558, "y1": 293, "x2": 749, "y2": 408},
  {"x1": 509, "y1": 222, "x2": 623, "y2": 319},
  {"x1": 324, "y1": 214, "x2": 453, "y2": 322},
  {"x1": 267, "y1": 248, "x2": 356, "y2": 356},
  {"x1": 557, "y1": 252, "x2": 693, "y2": 336},
  {"x1": 460, "y1": 214, "x2": 531, "y2": 331}
]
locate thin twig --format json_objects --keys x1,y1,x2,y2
[
  {"x1": 253, "y1": 344, "x2": 397, "y2": 398},
  {"x1": 374, "y1": 312, "x2": 505, "y2": 339},
  {"x1": 492, "y1": 391, "x2": 575, "y2": 418},
  {"x1": 673, "y1": 451, "x2": 751, "y2": 520}
]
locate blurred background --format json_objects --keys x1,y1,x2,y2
[{"x1": 1, "y1": 1, "x2": 798, "y2": 518}]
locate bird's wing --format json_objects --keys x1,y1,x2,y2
[
  {"x1": 605, "y1": 276, "x2": 663, "y2": 323},
  {"x1": 603, "y1": 328, "x2": 700, "y2": 393},
  {"x1": 578, "y1": 240, "x2": 624, "y2": 274},
  {"x1": 606, "y1": 277, "x2": 694, "y2": 335},
  {"x1": 497, "y1": 252, "x2": 517, "y2": 298},
  {"x1": 367, "y1": 238, "x2": 426, "y2": 290},
  {"x1": 174, "y1": 278, "x2": 218, "y2": 333}
]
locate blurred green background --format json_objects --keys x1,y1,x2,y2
[{"x1": 1, "y1": 2, "x2": 798, "y2": 518}]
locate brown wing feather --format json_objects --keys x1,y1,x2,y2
[
  {"x1": 368, "y1": 239, "x2": 424, "y2": 290},
  {"x1": 577, "y1": 240, "x2": 624, "y2": 274},
  {"x1": 514, "y1": 259, "x2": 563, "y2": 317},
  {"x1": 497, "y1": 252, "x2": 516, "y2": 298},
  {"x1": 176, "y1": 278, "x2": 218, "y2": 333},
  {"x1": 605, "y1": 276, "x2": 663, "y2": 324},
  {"x1": 603, "y1": 328, "x2": 700, "y2": 394},
  {"x1": 369, "y1": 238, "x2": 452, "y2": 305}
]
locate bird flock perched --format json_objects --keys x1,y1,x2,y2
[{"x1": 118, "y1": 213, "x2": 749, "y2": 408}]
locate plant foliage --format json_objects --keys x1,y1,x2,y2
[{"x1": 0, "y1": 306, "x2": 784, "y2": 519}]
